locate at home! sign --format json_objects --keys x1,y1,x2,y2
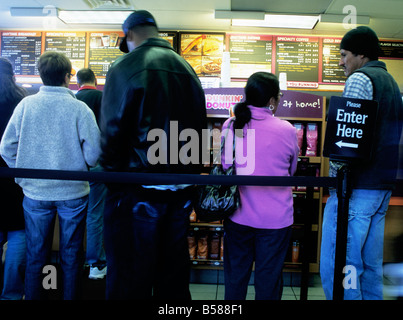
[{"x1": 323, "y1": 96, "x2": 378, "y2": 160}]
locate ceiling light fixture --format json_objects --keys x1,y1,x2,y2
[
  {"x1": 214, "y1": 10, "x2": 265, "y2": 20},
  {"x1": 10, "y1": 7, "x2": 56, "y2": 17},
  {"x1": 58, "y1": 10, "x2": 131, "y2": 24},
  {"x1": 319, "y1": 14, "x2": 370, "y2": 24},
  {"x1": 231, "y1": 14, "x2": 319, "y2": 29}
]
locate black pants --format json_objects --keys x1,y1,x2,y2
[
  {"x1": 224, "y1": 219, "x2": 291, "y2": 300},
  {"x1": 103, "y1": 187, "x2": 193, "y2": 300}
]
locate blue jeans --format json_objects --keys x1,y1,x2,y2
[
  {"x1": 86, "y1": 165, "x2": 107, "y2": 268},
  {"x1": 23, "y1": 195, "x2": 88, "y2": 300},
  {"x1": 0, "y1": 230, "x2": 26, "y2": 300},
  {"x1": 320, "y1": 189, "x2": 392, "y2": 300}
]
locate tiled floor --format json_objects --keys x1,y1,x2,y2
[
  {"x1": 190, "y1": 274, "x2": 399, "y2": 300},
  {"x1": 190, "y1": 281, "x2": 326, "y2": 300},
  {"x1": 189, "y1": 283, "x2": 324, "y2": 300}
]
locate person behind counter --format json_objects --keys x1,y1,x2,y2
[
  {"x1": 99, "y1": 10, "x2": 207, "y2": 299},
  {"x1": 76, "y1": 68, "x2": 107, "y2": 281},
  {"x1": 222, "y1": 72, "x2": 299, "y2": 300},
  {"x1": 0, "y1": 57, "x2": 27, "y2": 300},
  {"x1": 0, "y1": 52, "x2": 101, "y2": 300},
  {"x1": 320, "y1": 26, "x2": 403, "y2": 300}
]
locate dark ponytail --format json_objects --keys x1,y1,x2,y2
[
  {"x1": 233, "y1": 101, "x2": 251, "y2": 133},
  {"x1": 233, "y1": 72, "x2": 280, "y2": 135}
]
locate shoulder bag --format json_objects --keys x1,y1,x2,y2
[{"x1": 194, "y1": 120, "x2": 240, "y2": 222}]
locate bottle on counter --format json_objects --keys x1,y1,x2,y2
[{"x1": 292, "y1": 240, "x2": 300, "y2": 263}]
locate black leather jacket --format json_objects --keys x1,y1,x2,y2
[{"x1": 100, "y1": 38, "x2": 207, "y2": 175}]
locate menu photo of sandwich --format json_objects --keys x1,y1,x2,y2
[
  {"x1": 180, "y1": 33, "x2": 224, "y2": 77},
  {"x1": 181, "y1": 34, "x2": 204, "y2": 55},
  {"x1": 202, "y1": 35, "x2": 224, "y2": 56},
  {"x1": 202, "y1": 56, "x2": 222, "y2": 75},
  {"x1": 185, "y1": 55, "x2": 202, "y2": 74}
]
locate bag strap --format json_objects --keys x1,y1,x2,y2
[{"x1": 220, "y1": 119, "x2": 236, "y2": 165}]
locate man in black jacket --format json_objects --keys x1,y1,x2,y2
[{"x1": 100, "y1": 10, "x2": 207, "y2": 299}]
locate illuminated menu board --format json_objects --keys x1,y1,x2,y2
[
  {"x1": 0, "y1": 31, "x2": 42, "y2": 75},
  {"x1": 180, "y1": 33, "x2": 224, "y2": 77},
  {"x1": 228, "y1": 34, "x2": 272, "y2": 79},
  {"x1": 88, "y1": 31, "x2": 124, "y2": 77},
  {"x1": 380, "y1": 40, "x2": 403, "y2": 59},
  {"x1": 159, "y1": 32, "x2": 178, "y2": 52},
  {"x1": 321, "y1": 38, "x2": 346, "y2": 84},
  {"x1": 4, "y1": 29, "x2": 400, "y2": 88},
  {"x1": 275, "y1": 36, "x2": 319, "y2": 88},
  {"x1": 45, "y1": 32, "x2": 86, "y2": 75}
]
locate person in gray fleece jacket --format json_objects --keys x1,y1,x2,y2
[{"x1": 0, "y1": 51, "x2": 101, "y2": 300}]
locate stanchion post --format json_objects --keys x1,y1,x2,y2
[
  {"x1": 300, "y1": 185, "x2": 314, "y2": 300},
  {"x1": 333, "y1": 164, "x2": 352, "y2": 300}
]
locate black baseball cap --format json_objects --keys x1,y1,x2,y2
[{"x1": 119, "y1": 10, "x2": 158, "y2": 53}]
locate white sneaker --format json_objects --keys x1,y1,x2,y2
[{"x1": 89, "y1": 266, "x2": 107, "y2": 280}]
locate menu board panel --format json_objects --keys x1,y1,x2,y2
[
  {"x1": 5, "y1": 29, "x2": 400, "y2": 88},
  {"x1": 275, "y1": 36, "x2": 319, "y2": 88},
  {"x1": 321, "y1": 37, "x2": 346, "y2": 84},
  {"x1": 88, "y1": 31, "x2": 124, "y2": 78},
  {"x1": 380, "y1": 41, "x2": 403, "y2": 59},
  {"x1": 228, "y1": 34, "x2": 272, "y2": 79},
  {"x1": 1, "y1": 31, "x2": 42, "y2": 76},
  {"x1": 45, "y1": 32, "x2": 86, "y2": 76},
  {"x1": 180, "y1": 33, "x2": 224, "y2": 77},
  {"x1": 159, "y1": 32, "x2": 178, "y2": 52}
]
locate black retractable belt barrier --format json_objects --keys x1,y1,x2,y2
[
  {"x1": 0, "y1": 166, "x2": 339, "y2": 300},
  {"x1": 0, "y1": 167, "x2": 337, "y2": 187},
  {"x1": 333, "y1": 164, "x2": 352, "y2": 300}
]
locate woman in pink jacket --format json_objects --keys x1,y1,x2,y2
[{"x1": 222, "y1": 72, "x2": 299, "y2": 300}]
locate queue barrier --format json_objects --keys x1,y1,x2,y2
[
  {"x1": 0, "y1": 167, "x2": 337, "y2": 187},
  {"x1": 0, "y1": 166, "x2": 350, "y2": 300}
]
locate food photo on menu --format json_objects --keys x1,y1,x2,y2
[{"x1": 180, "y1": 33, "x2": 224, "y2": 77}]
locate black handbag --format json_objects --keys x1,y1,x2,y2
[{"x1": 194, "y1": 121, "x2": 240, "y2": 222}]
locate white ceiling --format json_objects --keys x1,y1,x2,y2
[{"x1": 1, "y1": 0, "x2": 403, "y2": 39}]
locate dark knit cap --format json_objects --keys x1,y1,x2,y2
[
  {"x1": 340, "y1": 26, "x2": 381, "y2": 60},
  {"x1": 119, "y1": 10, "x2": 158, "y2": 53}
]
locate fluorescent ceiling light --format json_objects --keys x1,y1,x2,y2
[
  {"x1": 319, "y1": 14, "x2": 370, "y2": 24},
  {"x1": 58, "y1": 10, "x2": 131, "y2": 24},
  {"x1": 232, "y1": 14, "x2": 319, "y2": 29},
  {"x1": 215, "y1": 10, "x2": 265, "y2": 20},
  {"x1": 11, "y1": 7, "x2": 54, "y2": 17}
]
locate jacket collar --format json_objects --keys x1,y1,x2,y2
[
  {"x1": 136, "y1": 37, "x2": 175, "y2": 51},
  {"x1": 78, "y1": 85, "x2": 97, "y2": 91},
  {"x1": 39, "y1": 85, "x2": 76, "y2": 98},
  {"x1": 248, "y1": 105, "x2": 274, "y2": 119},
  {"x1": 361, "y1": 60, "x2": 387, "y2": 71}
]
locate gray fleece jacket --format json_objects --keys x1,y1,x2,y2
[{"x1": 0, "y1": 86, "x2": 101, "y2": 201}]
